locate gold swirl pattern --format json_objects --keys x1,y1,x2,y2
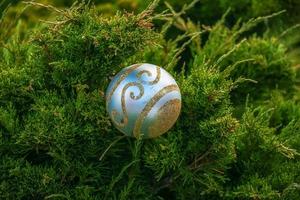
[
  {"x1": 136, "y1": 65, "x2": 161, "y2": 85},
  {"x1": 106, "y1": 64, "x2": 181, "y2": 138},
  {"x1": 106, "y1": 64, "x2": 142, "y2": 108},
  {"x1": 133, "y1": 84, "x2": 180, "y2": 138},
  {"x1": 111, "y1": 82, "x2": 144, "y2": 127},
  {"x1": 109, "y1": 64, "x2": 161, "y2": 128}
]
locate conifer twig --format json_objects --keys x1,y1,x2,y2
[
  {"x1": 23, "y1": 1, "x2": 64, "y2": 14},
  {"x1": 105, "y1": 160, "x2": 139, "y2": 200},
  {"x1": 39, "y1": 19, "x2": 69, "y2": 25},
  {"x1": 159, "y1": 0, "x2": 200, "y2": 32},
  {"x1": 214, "y1": 38, "x2": 247, "y2": 68},
  {"x1": 278, "y1": 24, "x2": 300, "y2": 39},
  {"x1": 234, "y1": 10, "x2": 286, "y2": 37},
  {"x1": 167, "y1": 31, "x2": 204, "y2": 70},
  {"x1": 45, "y1": 194, "x2": 69, "y2": 199},
  {"x1": 99, "y1": 135, "x2": 126, "y2": 161},
  {"x1": 138, "y1": 0, "x2": 160, "y2": 20},
  {"x1": 222, "y1": 58, "x2": 255, "y2": 78},
  {"x1": 0, "y1": 4, "x2": 30, "y2": 41},
  {"x1": 154, "y1": 146, "x2": 214, "y2": 194},
  {"x1": 189, "y1": 146, "x2": 213, "y2": 170},
  {"x1": 166, "y1": 0, "x2": 200, "y2": 17}
]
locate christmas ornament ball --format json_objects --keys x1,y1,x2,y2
[{"x1": 106, "y1": 63, "x2": 181, "y2": 139}]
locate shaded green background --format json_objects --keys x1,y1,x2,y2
[{"x1": 1, "y1": 0, "x2": 300, "y2": 63}]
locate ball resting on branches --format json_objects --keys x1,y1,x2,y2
[{"x1": 106, "y1": 63, "x2": 181, "y2": 139}]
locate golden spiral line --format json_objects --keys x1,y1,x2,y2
[
  {"x1": 111, "y1": 82, "x2": 144, "y2": 127},
  {"x1": 108, "y1": 64, "x2": 161, "y2": 129},
  {"x1": 106, "y1": 64, "x2": 142, "y2": 107},
  {"x1": 136, "y1": 65, "x2": 161, "y2": 85},
  {"x1": 133, "y1": 84, "x2": 180, "y2": 138}
]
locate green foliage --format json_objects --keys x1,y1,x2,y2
[
  {"x1": 34, "y1": 7, "x2": 157, "y2": 90},
  {"x1": 143, "y1": 65, "x2": 238, "y2": 198},
  {"x1": 226, "y1": 100, "x2": 300, "y2": 200},
  {"x1": 178, "y1": 11, "x2": 297, "y2": 108},
  {"x1": 0, "y1": 1, "x2": 299, "y2": 199},
  {"x1": 0, "y1": 3, "x2": 159, "y2": 199},
  {"x1": 201, "y1": 25, "x2": 295, "y2": 104}
]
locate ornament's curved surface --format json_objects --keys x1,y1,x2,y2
[
  {"x1": 132, "y1": 84, "x2": 180, "y2": 138},
  {"x1": 106, "y1": 63, "x2": 181, "y2": 138},
  {"x1": 149, "y1": 99, "x2": 181, "y2": 138}
]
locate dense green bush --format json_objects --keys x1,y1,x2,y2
[{"x1": 0, "y1": 1, "x2": 299, "y2": 199}]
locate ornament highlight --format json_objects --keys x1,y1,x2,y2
[{"x1": 106, "y1": 63, "x2": 181, "y2": 138}]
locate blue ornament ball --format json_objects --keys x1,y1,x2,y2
[{"x1": 106, "y1": 63, "x2": 181, "y2": 139}]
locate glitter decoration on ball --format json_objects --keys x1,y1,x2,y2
[{"x1": 106, "y1": 63, "x2": 181, "y2": 139}]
